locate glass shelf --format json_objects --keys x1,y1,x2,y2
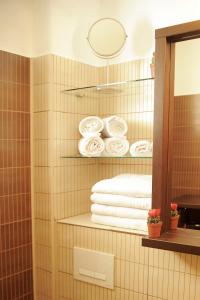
[
  {"x1": 61, "y1": 155, "x2": 152, "y2": 159},
  {"x1": 62, "y1": 77, "x2": 154, "y2": 97}
]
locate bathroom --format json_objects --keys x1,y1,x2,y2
[{"x1": 0, "y1": 0, "x2": 200, "y2": 299}]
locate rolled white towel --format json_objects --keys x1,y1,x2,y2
[
  {"x1": 130, "y1": 140, "x2": 152, "y2": 157},
  {"x1": 91, "y1": 204, "x2": 149, "y2": 219},
  {"x1": 103, "y1": 137, "x2": 129, "y2": 157},
  {"x1": 79, "y1": 116, "x2": 104, "y2": 137},
  {"x1": 91, "y1": 193, "x2": 151, "y2": 209},
  {"x1": 91, "y1": 214, "x2": 147, "y2": 231},
  {"x1": 149, "y1": 141, "x2": 153, "y2": 152},
  {"x1": 102, "y1": 116, "x2": 128, "y2": 137},
  {"x1": 91, "y1": 174, "x2": 152, "y2": 198},
  {"x1": 78, "y1": 136, "x2": 105, "y2": 157}
]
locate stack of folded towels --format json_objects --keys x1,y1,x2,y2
[
  {"x1": 78, "y1": 115, "x2": 129, "y2": 157},
  {"x1": 90, "y1": 173, "x2": 152, "y2": 231}
]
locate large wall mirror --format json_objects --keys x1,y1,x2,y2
[
  {"x1": 172, "y1": 39, "x2": 200, "y2": 230},
  {"x1": 142, "y1": 21, "x2": 200, "y2": 255},
  {"x1": 142, "y1": 20, "x2": 200, "y2": 255}
]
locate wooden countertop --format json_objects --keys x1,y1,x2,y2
[{"x1": 142, "y1": 228, "x2": 200, "y2": 255}]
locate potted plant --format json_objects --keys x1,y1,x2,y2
[
  {"x1": 170, "y1": 203, "x2": 179, "y2": 230},
  {"x1": 147, "y1": 208, "x2": 162, "y2": 238}
]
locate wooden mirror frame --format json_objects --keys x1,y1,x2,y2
[
  {"x1": 142, "y1": 20, "x2": 200, "y2": 255},
  {"x1": 153, "y1": 20, "x2": 200, "y2": 233}
]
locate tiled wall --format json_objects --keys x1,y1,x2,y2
[
  {"x1": 32, "y1": 54, "x2": 200, "y2": 300},
  {"x1": 98, "y1": 61, "x2": 153, "y2": 178},
  {"x1": 0, "y1": 51, "x2": 33, "y2": 299},
  {"x1": 32, "y1": 55, "x2": 100, "y2": 299},
  {"x1": 172, "y1": 94, "x2": 200, "y2": 197},
  {"x1": 57, "y1": 223, "x2": 200, "y2": 300},
  {"x1": 32, "y1": 54, "x2": 154, "y2": 299}
]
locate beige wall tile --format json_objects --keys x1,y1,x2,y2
[
  {"x1": 32, "y1": 55, "x2": 53, "y2": 85},
  {"x1": 34, "y1": 193, "x2": 51, "y2": 220},
  {"x1": 35, "y1": 268, "x2": 53, "y2": 298},
  {"x1": 197, "y1": 257, "x2": 200, "y2": 276},
  {"x1": 53, "y1": 190, "x2": 91, "y2": 220},
  {"x1": 34, "y1": 167, "x2": 50, "y2": 193},
  {"x1": 34, "y1": 219, "x2": 52, "y2": 247},
  {"x1": 33, "y1": 140, "x2": 50, "y2": 166},
  {"x1": 33, "y1": 112, "x2": 49, "y2": 139},
  {"x1": 58, "y1": 273, "x2": 74, "y2": 299},
  {"x1": 35, "y1": 245, "x2": 52, "y2": 271},
  {"x1": 57, "y1": 224, "x2": 74, "y2": 249},
  {"x1": 33, "y1": 83, "x2": 51, "y2": 112},
  {"x1": 58, "y1": 247, "x2": 73, "y2": 274},
  {"x1": 50, "y1": 165, "x2": 97, "y2": 194}
]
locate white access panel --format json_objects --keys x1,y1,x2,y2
[{"x1": 73, "y1": 247, "x2": 114, "y2": 289}]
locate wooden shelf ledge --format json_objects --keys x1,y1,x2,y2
[
  {"x1": 142, "y1": 228, "x2": 200, "y2": 255},
  {"x1": 57, "y1": 213, "x2": 148, "y2": 236}
]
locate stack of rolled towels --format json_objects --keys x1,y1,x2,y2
[
  {"x1": 78, "y1": 115, "x2": 153, "y2": 157},
  {"x1": 78, "y1": 115, "x2": 129, "y2": 157},
  {"x1": 90, "y1": 173, "x2": 152, "y2": 231}
]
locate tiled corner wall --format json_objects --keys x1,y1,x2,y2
[
  {"x1": 32, "y1": 55, "x2": 100, "y2": 299},
  {"x1": 98, "y1": 60, "x2": 153, "y2": 178},
  {"x1": 32, "y1": 54, "x2": 200, "y2": 300},
  {"x1": 0, "y1": 51, "x2": 33, "y2": 299}
]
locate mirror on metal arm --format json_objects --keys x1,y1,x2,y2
[{"x1": 87, "y1": 18, "x2": 127, "y2": 59}]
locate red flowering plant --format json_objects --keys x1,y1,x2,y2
[
  {"x1": 171, "y1": 203, "x2": 178, "y2": 217},
  {"x1": 147, "y1": 209, "x2": 161, "y2": 224}
]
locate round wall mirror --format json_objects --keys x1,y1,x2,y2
[{"x1": 87, "y1": 18, "x2": 127, "y2": 59}]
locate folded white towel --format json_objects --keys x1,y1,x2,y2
[
  {"x1": 91, "y1": 214, "x2": 147, "y2": 231},
  {"x1": 91, "y1": 193, "x2": 151, "y2": 209},
  {"x1": 91, "y1": 204, "x2": 148, "y2": 219},
  {"x1": 130, "y1": 140, "x2": 152, "y2": 157},
  {"x1": 92, "y1": 174, "x2": 152, "y2": 198},
  {"x1": 102, "y1": 116, "x2": 128, "y2": 138},
  {"x1": 102, "y1": 137, "x2": 129, "y2": 157},
  {"x1": 78, "y1": 136, "x2": 105, "y2": 157},
  {"x1": 79, "y1": 116, "x2": 104, "y2": 137}
]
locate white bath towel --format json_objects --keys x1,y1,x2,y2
[
  {"x1": 79, "y1": 116, "x2": 104, "y2": 137},
  {"x1": 91, "y1": 174, "x2": 152, "y2": 198},
  {"x1": 130, "y1": 140, "x2": 152, "y2": 157},
  {"x1": 91, "y1": 214, "x2": 147, "y2": 231},
  {"x1": 91, "y1": 193, "x2": 152, "y2": 210},
  {"x1": 102, "y1": 137, "x2": 129, "y2": 157},
  {"x1": 102, "y1": 116, "x2": 128, "y2": 137},
  {"x1": 78, "y1": 136, "x2": 105, "y2": 157},
  {"x1": 91, "y1": 204, "x2": 149, "y2": 219}
]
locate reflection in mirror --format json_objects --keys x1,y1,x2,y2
[
  {"x1": 173, "y1": 38, "x2": 200, "y2": 230},
  {"x1": 87, "y1": 18, "x2": 127, "y2": 58}
]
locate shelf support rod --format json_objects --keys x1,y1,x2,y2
[{"x1": 106, "y1": 59, "x2": 110, "y2": 84}]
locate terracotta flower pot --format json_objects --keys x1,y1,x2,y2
[
  {"x1": 170, "y1": 215, "x2": 179, "y2": 230},
  {"x1": 148, "y1": 221, "x2": 162, "y2": 238}
]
